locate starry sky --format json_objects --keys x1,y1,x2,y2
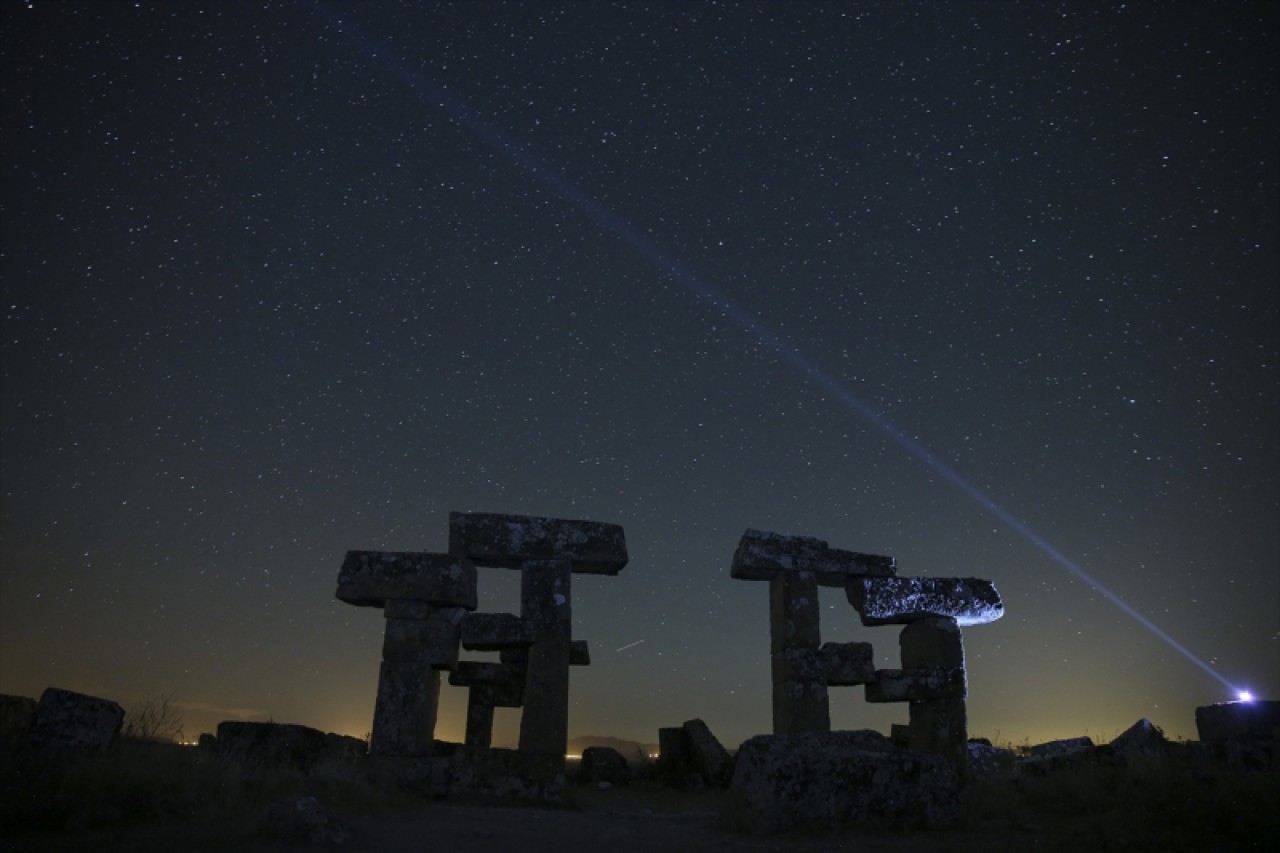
[{"x1": 2, "y1": 1, "x2": 1276, "y2": 750}]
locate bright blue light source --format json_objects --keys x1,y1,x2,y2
[{"x1": 1238, "y1": 690, "x2": 1254, "y2": 702}]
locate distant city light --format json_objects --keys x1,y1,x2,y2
[{"x1": 1237, "y1": 690, "x2": 1253, "y2": 702}]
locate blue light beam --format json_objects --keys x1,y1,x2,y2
[{"x1": 318, "y1": 5, "x2": 1242, "y2": 697}]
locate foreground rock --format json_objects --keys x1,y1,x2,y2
[
  {"x1": 214, "y1": 721, "x2": 365, "y2": 775},
  {"x1": 575, "y1": 746, "x2": 631, "y2": 787},
  {"x1": 1194, "y1": 699, "x2": 1280, "y2": 770},
  {"x1": 728, "y1": 730, "x2": 961, "y2": 834},
  {"x1": 260, "y1": 795, "x2": 351, "y2": 846},
  {"x1": 26, "y1": 688, "x2": 124, "y2": 756}
]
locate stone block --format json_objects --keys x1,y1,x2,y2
[
  {"x1": 771, "y1": 647, "x2": 826, "y2": 683},
  {"x1": 822, "y1": 641, "x2": 876, "y2": 685},
  {"x1": 899, "y1": 616, "x2": 964, "y2": 668},
  {"x1": 908, "y1": 698, "x2": 968, "y2": 768},
  {"x1": 449, "y1": 661, "x2": 521, "y2": 688},
  {"x1": 448, "y1": 511, "x2": 628, "y2": 574},
  {"x1": 520, "y1": 560, "x2": 572, "y2": 638},
  {"x1": 682, "y1": 718, "x2": 733, "y2": 787},
  {"x1": 729, "y1": 730, "x2": 962, "y2": 833},
  {"x1": 1026, "y1": 736, "x2": 1095, "y2": 761},
  {"x1": 216, "y1": 721, "x2": 328, "y2": 771},
  {"x1": 576, "y1": 746, "x2": 632, "y2": 786},
  {"x1": 658, "y1": 726, "x2": 691, "y2": 768},
  {"x1": 569, "y1": 640, "x2": 590, "y2": 666},
  {"x1": 731, "y1": 528, "x2": 894, "y2": 585},
  {"x1": 865, "y1": 667, "x2": 967, "y2": 703},
  {"x1": 769, "y1": 570, "x2": 820, "y2": 652},
  {"x1": 771, "y1": 675, "x2": 831, "y2": 735},
  {"x1": 847, "y1": 577, "x2": 1003, "y2": 626},
  {"x1": 518, "y1": 639, "x2": 571, "y2": 756},
  {"x1": 472, "y1": 682, "x2": 525, "y2": 708},
  {"x1": 1196, "y1": 700, "x2": 1280, "y2": 742},
  {"x1": 1109, "y1": 718, "x2": 1170, "y2": 761},
  {"x1": 371, "y1": 662, "x2": 440, "y2": 757},
  {"x1": 465, "y1": 694, "x2": 495, "y2": 748},
  {"x1": 382, "y1": 613, "x2": 462, "y2": 669},
  {"x1": 27, "y1": 687, "x2": 124, "y2": 755},
  {"x1": 336, "y1": 551, "x2": 477, "y2": 609},
  {"x1": 460, "y1": 612, "x2": 535, "y2": 650},
  {"x1": 0, "y1": 695, "x2": 37, "y2": 750}
]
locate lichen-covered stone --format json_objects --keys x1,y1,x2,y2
[
  {"x1": 847, "y1": 577, "x2": 1003, "y2": 626},
  {"x1": 449, "y1": 661, "x2": 522, "y2": 688},
  {"x1": 448, "y1": 511, "x2": 628, "y2": 574},
  {"x1": 822, "y1": 641, "x2": 876, "y2": 685},
  {"x1": 520, "y1": 560, "x2": 571, "y2": 638},
  {"x1": 771, "y1": 675, "x2": 830, "y2": 735},
  {"x1": 336, "y1": 551, "x2": 477, "y2": 609},
  {"x1": 517, "y1": 639, "x2": 571, "y2": 756},
  {"x1": 27, "y1": 687, "x2": 124, "y2": 755},
  {"x1": 909, "y1": 697, "x2": 968, "y2": 769},
  {"x1": 865, "y1": 667, "x2": 967, "y2": 702},
  {"x1": 382, "y1": 612, "x2": 463, "y2": 669},
  {"x1": 460, "y1": 612, "x2": 535, "y2": 650},
  {"x1": 731, "y1": 528, "x2": 895, "y2": 586},
  {"x1": 728, "y1": 730, "x2": 962, "y2": 833}
]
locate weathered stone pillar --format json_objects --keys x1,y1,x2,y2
[
  {"x1": 334, "y1": 551, "x2": 477, "y2": 757},
  {"x1": 518, "y1": 560, "x2": 572, "y2": 756},
  {"x1": 731, "y1": 529, "x2": 893, "y2": 735}
]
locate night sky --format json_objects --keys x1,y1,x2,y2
[{"x1": 2, "y1": 1, "x2": 1276, "y2": 751}]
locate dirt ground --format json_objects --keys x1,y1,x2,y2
[{"x1": 0, "y1": 787, "x2": 1234, "y2": 853}]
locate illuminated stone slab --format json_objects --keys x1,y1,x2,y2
[
  {"x1": 336, "y1": 551, "x2": 477, "y2": 610},
  {"x1": 847, "y1": 577, "x2": 1003, "y2": 627},
  {"x1": 865, "y1": 667, "x2": 967, "y2": 703},
  {"x1": 448, "y1": 511, "x2": 628, "y2": 574},
  {"x1": 731, "y1": 528, "x2": 895, "y2": 586}
]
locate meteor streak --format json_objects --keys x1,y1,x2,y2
[{"x1": 615, "y1": 640, "x2": 646, "y2": 653}]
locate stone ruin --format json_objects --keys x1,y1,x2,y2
[
  {"x1": 336, "y1": 510, "x2": 627, "y2": 795},
  {"x1": 730, "y1": 528, "x2": 1004, "y2": 770}
]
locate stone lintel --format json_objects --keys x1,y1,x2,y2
[
  {"x1": 337, "y1": 551, "x2": 477, "y2": 610},
  {"x1": 448, "y1": 661, "x2": 522, "y2": 688},
  {"x1": 848, "y1": 577, "x2": 1003, "y2": 627},
  {"x1": 866, "y1": 667, "x2": 967, "y2": 703},
  {"x1": 460, "y1": 613, "x2": 535, "y2": 650},
  {"x1": 448, "y1": 512, "x2": 628, "y2": 575},
  {"x1": 731, "y1": 528, "x2": 895, "y2": 585},
  {"x1": 822, "y1": 641, "x2": 876, "y2": 685}
]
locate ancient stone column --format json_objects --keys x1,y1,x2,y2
[
  {"x1": 731, "y1": 528, "x2": 892, "y2": 735},
  {"x1": 335, "y1": 551, "x2": 477, "y2": 757}
]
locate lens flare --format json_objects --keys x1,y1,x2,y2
[
  {"x1": 1238, "y1": 691, "x2": 1254, "y2": 702},
  {"x1": 321, "y1": 4, "x2": 1246, "y2": 699}
]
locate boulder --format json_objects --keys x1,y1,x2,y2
[
  {"x1": 27, "y1": 687, "x2": 124, "y2": 755},
  {"x1": 847, "y1": 577, "x2": 1003, "y2": 626},
  {"x1": 576, "y1": 746, "x2": 632, "y2": 786},
  {"x1": 967, "y1": 740, "x2": 1016, "y2": 779},
  {"x1": 0, "y1": 694, "x2": 37, "y2": 752},
  {"x1": 1109, "y1": 718, "x2": 1170, "y2": 761},
  {"x1": 730, "y1": 528, "x2": 895, "y2": 586},
  {"x1": 448, "y1": 511, "x2": 628, "y2": 575},
  {"x1": 259, "y1": 795, "x2": 351, "y2": 846},
  {"x1": 1195, "y1": 700, "x2": 1280, "y2": 743},
  {"x1": 683, "y1": 718, "x2": 733, "y2": 787},
  {"x1": 728, "y1": 730, "x2": 962, "y2": 833},
  {"x1": 217, "y1": 721, "x2": 331, "y2": 771}
]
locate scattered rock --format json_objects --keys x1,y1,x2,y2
[
  {"x1": 1196, "y1": 700, "x2": 1280, "y2": 743},
  {"x1": 260, "y1": 795, "x2": 351, "y2": 846},
  {"x1": 26, "y1": 687, "x2": 124, "y2": 756},
  {"x1": 1109, "y1": 718, "x2": 1169, "y2": 761},
  {"x1": 729, "y1": 730, "x2": 961, "y2": 834},
  {"x1": 216, "y1": 721, "x2": 362, "y2": 774},
  {"x1": 576, "y1": 746, "x2": 631, "y2": 787},
  {"x1": 967, "y1": 740, "x2": 1016, "y2": 779},
  {"x1": 0, "y1": 694, "x2": 37, "y2": 753},
  {"x1": 682, "y1": 718, "x2": 733, "y2": 788}
]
